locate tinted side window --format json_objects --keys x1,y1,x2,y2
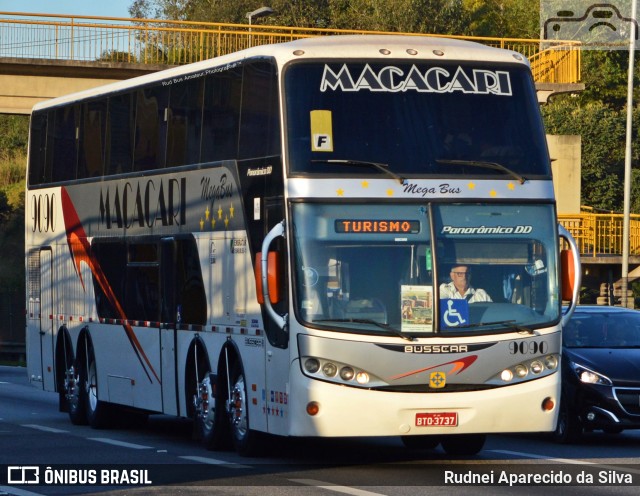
[
  {"x1": 167, "y1": 78, "x2": 204, "y2": 167},
  {"x1": 201, "y1": 66, "x2": 242, "y2": 162},
  {"x1": 51, "y1": 105, "x2": 79, "y2": 182},
  {"x1": 239, "y1": 61, "x2": 280, "y2": 159},
  {"x1": 28, "y1": 112, "x2": 47, "y2": 186},
  {"x1": 106, "y1": 93, "x2": 135, "y2": 175},
  {"x1": 79, "y1": 100, "x2": 107, "y2": 179},
  {"x1": 134, "y1": 86, "x2": 169, "y2": 172}
]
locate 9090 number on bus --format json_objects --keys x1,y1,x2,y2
[{"x1": 415, "y1": 412, "x2": 458, "y2": 427}]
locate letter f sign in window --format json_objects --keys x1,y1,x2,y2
[{"x1": 310, "y1": 110, "x2": 334, "y2": 152}]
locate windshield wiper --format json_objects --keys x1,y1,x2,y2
[
  {"x1": 435, "y1": 159, "x2": 526, "y2": 184},
  {"x1": 314, "y1": 318, "x2": 415, "y2": 341},
  {"x1": 311, "y1": 159, "x2": 407, "y2": 185},
  {"x1": 450, "y1": 319, "x2": 537, "y2": 335}
]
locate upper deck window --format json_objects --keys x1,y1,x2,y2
[{"x1": 285, "y1": 60, "x2": 550, "y2": 179}]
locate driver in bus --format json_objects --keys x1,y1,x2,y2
[{"x1": 439, "y1": 264, "x2": 492, "y2": 303}]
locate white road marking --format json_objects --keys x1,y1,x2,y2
[
  {"x1": 0, "y1": 486, "x2": 46, "y2": 496},
  {"x1": 179, "y1": 455, "x2": 251, "y2": 468},
  {"x1": 289, "y1": 479, "x2": 387, "y2": 496},
  {"x1": 489, "y1": 449, "x2": 640, "y2": 475},
  {"x1": 20, "y1": 424, "x2": 68, "y2": 434},
  {"x1": 88, "y1": 437, "x2": 152, "y2": 449}
]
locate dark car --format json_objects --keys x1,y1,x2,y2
[{"x1": 555, "y1": 305, "x2": 640, "y2": 443}]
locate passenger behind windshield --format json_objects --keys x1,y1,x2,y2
[{"x1": 439, "y1": 264, "x2": 492, "y2": 303}]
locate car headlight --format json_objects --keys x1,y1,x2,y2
[{"x1": 571, "y1": 362, "x2": 612, "y2": 386}]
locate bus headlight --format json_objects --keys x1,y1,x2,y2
[
  {"x1": 494, "y1": 354, "x2": 559, "y2": 385},
  {"x1": 300, "y1": 356, "x2": 382, "y2": 387}
]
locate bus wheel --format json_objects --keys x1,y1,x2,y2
[
  {"x1": 66, "y1": 362, "x2": 87, "y2": 425},
  {"x1": 85, "y1": 344, "x2": 110, "y2": 429},
  {"x1": 228, "y1": 364, "x2": 265, "y2": 457},
  {"x1": 196, "y1": 372, "x2": 231, "y2": 450},
  {"x1": 441, "y1": 434, "x2": 486, "y2": 456},
  {"x1": 401, "y1": 435, "x2": 440, "y2": 450}
]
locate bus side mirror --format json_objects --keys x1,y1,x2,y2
[
  {"x1": 560, "y1": 248, "x2": 575, "y2": 302},
  {"x1": 255, "y1": 251, "x2": 281, "y2": 304}
]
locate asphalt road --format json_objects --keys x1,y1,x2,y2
[{"x1": 1, "y1": 365, "x2": 639, "y2": 495}]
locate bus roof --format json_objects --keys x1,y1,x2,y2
[{"x1": 32, "y1": 34, "x2": 529, "y2": 111}]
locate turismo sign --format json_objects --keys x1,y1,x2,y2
[
  {"x1": 335, "y1": 219, "x2": 420, "y2": 233},
  {"x1": 320, "y1": 64, "x2": 512, "y2": 95}
]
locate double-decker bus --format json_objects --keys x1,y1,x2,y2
[{"x1": 26, "y1": 35, "x2": 581, "y2": 456}]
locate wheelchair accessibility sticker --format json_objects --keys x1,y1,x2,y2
[
  {"x1": 541, "y1": 0, "x2": 639, "y2": 49},
  {"x1": 440, "y1": 299, "x2": 469, "y2": 328}
]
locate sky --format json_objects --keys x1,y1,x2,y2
[{"x1": 0, "y1": 0, "x2": 132, "y2": 19}]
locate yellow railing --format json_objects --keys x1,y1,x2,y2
[
  {"x1": 559, "y1": 210, "x2": 640, "y2": 257},
  {"x1": 0, "y1": 11, "x2": 581, "y2": 84}
]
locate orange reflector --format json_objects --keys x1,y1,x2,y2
[
  {"x1": 306, "y1": 401, "x2": 320, "y2": 416},
  {"x1": 542, "y1": 397, "x2": 555, "y2": 411}
]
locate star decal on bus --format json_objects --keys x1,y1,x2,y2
[
  {"x1": 205, "y1": 206, "x2": 211, "y2": 220},
  {"x1": 337, "y1": 188, "x2": 344, "y2": 196},
  {"x1": 361, "y1": 180, "x2": 369, "y2": 188},
  {"x1": 490, "y1": 189, "x2": 497, "y2": 197},
  {"x1": 229, "y1": 204, "x2": 235, "y2": 218},
  {"x1": 508, "y1": 182, "x2": 516, "y2": 190},
  {"x1": 218, "y1": 206, "x2": 223, "y2": 219},
  {"x1": 468, "y1": 182, "x2": 476, "y2": 190}
]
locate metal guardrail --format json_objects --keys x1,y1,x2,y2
[
  {"x1": 559, "y1": 211, "x2": 640, "y2": 257},
  {"x1": 0, "y1": 11, "x2": 582, "y2": 84}
]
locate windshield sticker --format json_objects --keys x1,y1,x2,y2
[
  {"x1": 320, "y1": 64, "x2": 512, "y2": 95},
  {"x1": 401, "y1": 285, "x2": 434, "y2": 333},
  {"x1": 440, "y1": 298, "x2": 470, "y2": 328},
  {"x1": 441, "y1": 225, "x2": 533, "y2": 235},
  {"x1": 310, "y1": 110, "x2": 334, "y2": 152}
]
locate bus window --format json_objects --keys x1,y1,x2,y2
[
  {"x1": 238, "y1": 60, "x2": 280, "y2": 159},
  {"x1": 167, "y1": 78, "x2": 204, "y2": 167},
  {"x1": 79, "y1": 100, "x2": 107, "y2": 179},
  {"x1": 51, "y1": 105, "x2": 79, "y2": 183},
  {"x1": 28, "y1": 112, "x2": 47, "y2": 186},
  {"x1": 106, "y1": 92, "x2": 135, "y2": 176},
  {"x1": 133, "y1": 85, "x2": 169, "y2": 172},
  {"x1": 201, "y1": 66, "x2": 242, "y2": 162}
]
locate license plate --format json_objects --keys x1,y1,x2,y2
[{"x1": 415, "y1": 412, "x2": 458, "y2": 427}]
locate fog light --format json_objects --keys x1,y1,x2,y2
[
  {"x1": 304, "y1": 358, "x2": 320, "y2": 374},
  {"x1": 356, "y1": 372, "x2": 370, "y2": 384},
  {"x1": 306, "y1": 401, "x2": 320, "y2": 416},
  {"x1": 501, "y1": 369, "x2": 513, "y2": 382},
  {"x1": 340, "y1": 367, "x2": 355, "y2": 381},
  {"x1": 530, "y1": 360, "x2": 543, "y2": 374},
  {"x1": 586, "y1": 412, "x2": 596, "y2": 421},
  {"x1": 515, "y1": 365, "x2": 528, "y2": 378},
  {"x1": 322, "y1": 362, "x2": 337, "y2": 377},
  {"x1": 545, "y1": 355, "x2": 558, "y2": 369}
]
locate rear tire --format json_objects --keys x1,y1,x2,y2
[
  {"x1": 195, "y1": 372, "x2": 231, "y2": 450},
  {"x1": 441, "y1": 434, "x2": 486, "y2": 456},
  {"x1": 228, "y1": 364, "x2": 265, "y2": 457},
  {"x1": 67, "y1": 361, "x2": 87, "y2": 425},
  {"x1": 85, "y1": 342, "x2": 110, "y2": 429}
]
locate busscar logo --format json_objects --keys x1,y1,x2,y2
[
  {"x1": 8, "y1": 466, "x2": 39, "y2": 484},
  {"x1": 541, "y1": 0, "x2": 639, "y2": 49}
]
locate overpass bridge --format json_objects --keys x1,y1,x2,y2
[{"x1": 0, "y1": 11, "x2": 583, "y2": 114}]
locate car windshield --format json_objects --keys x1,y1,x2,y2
[{"x1": 564, "y1": 311, "x2": 640, "y2": 348}]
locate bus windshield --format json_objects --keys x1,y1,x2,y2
[
  {"x1": 291, "y1": 202, "x2": 560, "y2": 336},
  {"x1": 285, "y1": 61, "x2": 549, "y2": 179}
]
